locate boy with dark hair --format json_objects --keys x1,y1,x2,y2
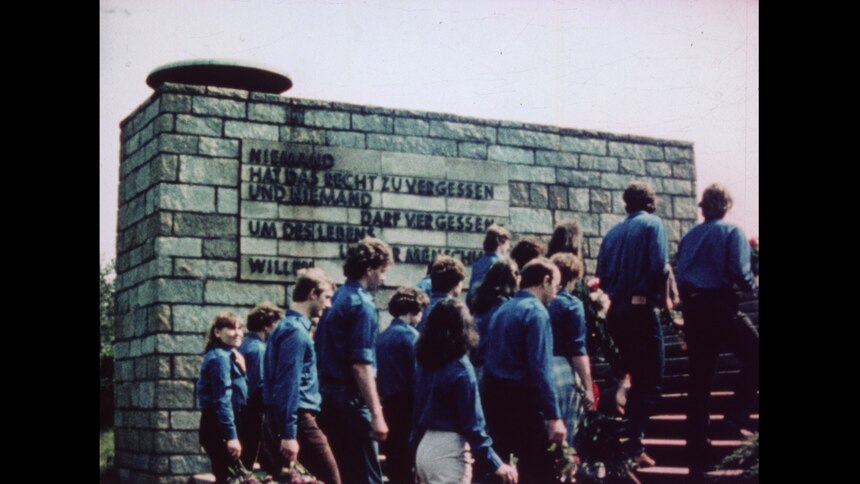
[
  {"x1": 675, "y1": 183, "x2": 759, "y2": 478},
  {"x1": 418, "y1": 255, "x2": 467, "y2": 333},
  {"x1": 467, "y1": 224, "x2": 511, "y2": 309},
  {"x1": 261, "y1": 269, "x2": 341, "y2": 484},
  {"x1": 483, "y1": 257, "x2": 567, "y2": 483},
  {"x1": 510, "y1": 236, "x2": 546, "y2": 270},
  {"x1": 314, "y1": 237, "x2": 393, "y2": 484},
  {"x1": 238, "y1": 302, "x2": 284, "y2": 472},
  {"x1": 375, "y1": 287, "x2": 431, "y2": 484},
  {"x1": 596, "y1": 180, "x2": 668, "y2": 467}
]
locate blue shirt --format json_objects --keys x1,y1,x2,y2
[
  {"x1": 466, "y1": 251, "x2": 503, "y2": 307},
  {"x1": 417, "y1": 291, "x2": 451, "y2": 334},
  {"x1": 238, "y1": 333, "x2": 266, "y2": 398},
  {"x1": 263, "y1": 310, "x2": 321, "y2": 439},
  {"x1": 416, "y1": 274, "x2": 432, "y2": 294},
  {"x1": 197, "y1": 345, "x2": 248, "y2": 440},
  {"x1": 484, "y1": 291, "x2": 561, "y2": 419},
  {"x1": 471, "y1": 299, "x2": 506, "y2": 367},
  {"x1": 315, "y1": 280, "x2": 378, "y2": 390},
  {"x1": 548, "y1": 289, "x2": 588, "y2": 358},
  {"x1": 375, "y1": 319, "x2": 419, "y2": 398},
  {"x1": 412, "y1": 356, "x2": 504, "y2": 471},
  {"x1": 596, "y1": 210, "x2": 669, "y2": 305},
  {"x1": 675, "y1": 219, "x2": 757, "y2": 293}
]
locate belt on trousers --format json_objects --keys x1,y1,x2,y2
[{"x1": 631, "y1": 295, "x2": 647, "y2": 305}]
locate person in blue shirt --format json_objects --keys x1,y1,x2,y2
[
  {"x1": 470, "y1": 260, "x2": 519, "y2": 374},
  {"x1": 376, "y1": 286, "x2": 430, "y2": 484},
  {"x1": 412, "y1": 298, "x2": 519, "y2": 484},
  {"x1": 314, "y1": 237, "x2": 393, "y2": 484},
  {"x1": 238, "y1": 302, "x2": 284, "y2": 473},
  {"x1": 197, "y1": 312, "x2": 251, "y2": 484},
  {"x1": 674, "y1": 184, "x2": 759, "y2": 478},
  {"x1": 466, "y1": 224, "x2": 511, "y2": 310},
  {"x1": 548, "y1": 253, "x2": 596, "y2": 449},
  {"x1": 261, "y1": 268, "x2": 341, "y2": 484},
  {"x1": 596, "y1": 181, "x2": 669, "y2": 468},
  {"x1": 483, "y1": 257, "x2": 567, "y2": 483},
  {"x1": 416, "y1": 259, "x2": 434, "y2": 294},
  {"x1": 417, "y1": 255, "x2": 466, "y2": 334}
]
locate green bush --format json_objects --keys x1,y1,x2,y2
[{"x1": 100, "y1": 261, "x2": 115, "y2": 430}]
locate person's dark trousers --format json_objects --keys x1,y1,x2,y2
[
  {"x1": 318, "y1": 386, "x2": 384, "y2": 484},
  {"x1": 200, "y1": 408, "x2": 241, "y2": 484},
  {"x1": 483, "y1": 374, "x2": 559, "y2": 484},
  {"x1": 606, "y1": 301, "x2": 665, "y2": 457},
  {"x1": 380, "y1": 392, "x2": 415, "y2": 484},
  {"x1": 681, "y1": 289, "x2": 759, "y2": 473},
  {"x1": 238, "y1": 391, "x2": 268, "y2": 471},
  {"x1": 261, "y1": 408, "x2": 343, "y2": 484}
]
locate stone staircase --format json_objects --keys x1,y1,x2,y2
[{"x1": 590, "y1": 292, "x2": 759, "y2": 483}]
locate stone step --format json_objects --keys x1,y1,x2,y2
[
  {"x1": 635, "y1": 465, "x2": 750, "y2": 483},
  {"x1": 640, "y1": 437, "x2": 748, "y2": 468},
  {"x1": 646, "y1": 413, "x2": 759, "y2": 439},
  {"x1": 653, "y1": 391, "x2": 759, "y2": 415},
  {"x1": 594, "y1": 370, "x2": 746, "y2": 398}
]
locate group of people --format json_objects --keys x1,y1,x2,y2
[{"x1": 196, "y1": 180, "x2": 759, "y2": 483}]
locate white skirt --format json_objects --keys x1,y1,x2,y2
[{"x1": 415, "y1": 430, "x2": 474, "y2": 484}]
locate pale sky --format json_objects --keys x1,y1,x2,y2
[{"x1": 100, "y1": 0, "x2": 759, "y2": 266}]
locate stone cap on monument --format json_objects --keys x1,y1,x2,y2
[{"x1": 146, "y1": 58, "x2": 292, "y2": 93}]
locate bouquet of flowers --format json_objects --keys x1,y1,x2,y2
[
  {"x1": 275, "y1": 460, "x2": 324, "y2": 484},
  {"x1": 573, "y1": 277, "x2": 623, "y2": 379},
  {"x1": 226, "y1": 461, "x2": 261, "y2": 484},
  {"x1": 573, "y1": 411, "x2": 640, "y2": 484},
  {"x1": 548, "y1": 441, "x2": 579, "y2": 482}
]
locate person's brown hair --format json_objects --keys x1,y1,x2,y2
[
  {"x1": 550, "y1": 252, "x2": 584, "y2": 287},
  {"x1": 246, "y1": 302, "x2": 284, "y2": 332},
  {"x1": 472, "y1": 260, "x2": 518, "y2": 315},
  {"x1": 519, "y1": 257, "x2": 556, "y2": 289},
  {"x1": 342, "y1": 237, "x2": 393, "y2": 280},
  {"x1": 482, "y1": 224, "x2": 511, "y2": 252},
  {"x1": 388, "y1": 286, "x2": 430, "y2": 317},
  {"x1": 510, "y1": 237, "x2": 545, "y2": 270},
  {"x1": 415, "y1": 299, "x2": 477, "y2": 370},
  {"x1": 293, "y1": 267, "x2": 334, "y2": 302},
  {"x1": 204, "y1": 312, "x2": 244, "y2": 352},
  {"x1": 547, "y1": 220, "x2": 583, "y2": 257},
  {"x1": 430, "y1": 255, "x2": 467, "y2": 293},
  {"x1": 699, "y1": 183, "x2": 733, "y2": 220},
  {"x1": 623, "y1": 181, "x2": 658, "y2": 214}
]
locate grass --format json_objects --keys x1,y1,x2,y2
[{"x1": 100, "y1": 428, "x2": 119, "y2": 483}]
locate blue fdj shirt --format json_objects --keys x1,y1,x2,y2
[
  {"x1": 315, "y1": 280, "x2": 378, "y2": 391},
  {"x1": 197, "y1": 344, "x2": 249, "y2": 440},
  {"x1": 376, "y1": 319, "x2": 419, "y2": 398},
  {"x1": 263, "y1": 310, "x2": 321, "y2": 440},
  {"x1": 596, "y1": 210, "x2": 669, "y2": 305},
  {"x1": 416, "y1": 274, "x2": 432, "y2": 294},
  {"x1": 412, "y1": 356, "x2": 504, "y2": 471},
  {"x1": 238, "y1": 333, "x2": 266, "y2": 398},
  {"x1": 484, "y1": 291, "x2": 561, "y2": 419},
  {"x1": 471, "y1": 299, "x2": 506, "y2": 367},
  {"x1": 675, "y1": 219, "x2": 757, "y2": 293},
  {"x1": 417, "y1": 291, "x2": 451, "y2": 334},
  {"x1": 467, "y1": 252, "x2": 503, "y2": 306},
  {"x1": 548, "y1": 289, "x2": 588, "y2": 358}
]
